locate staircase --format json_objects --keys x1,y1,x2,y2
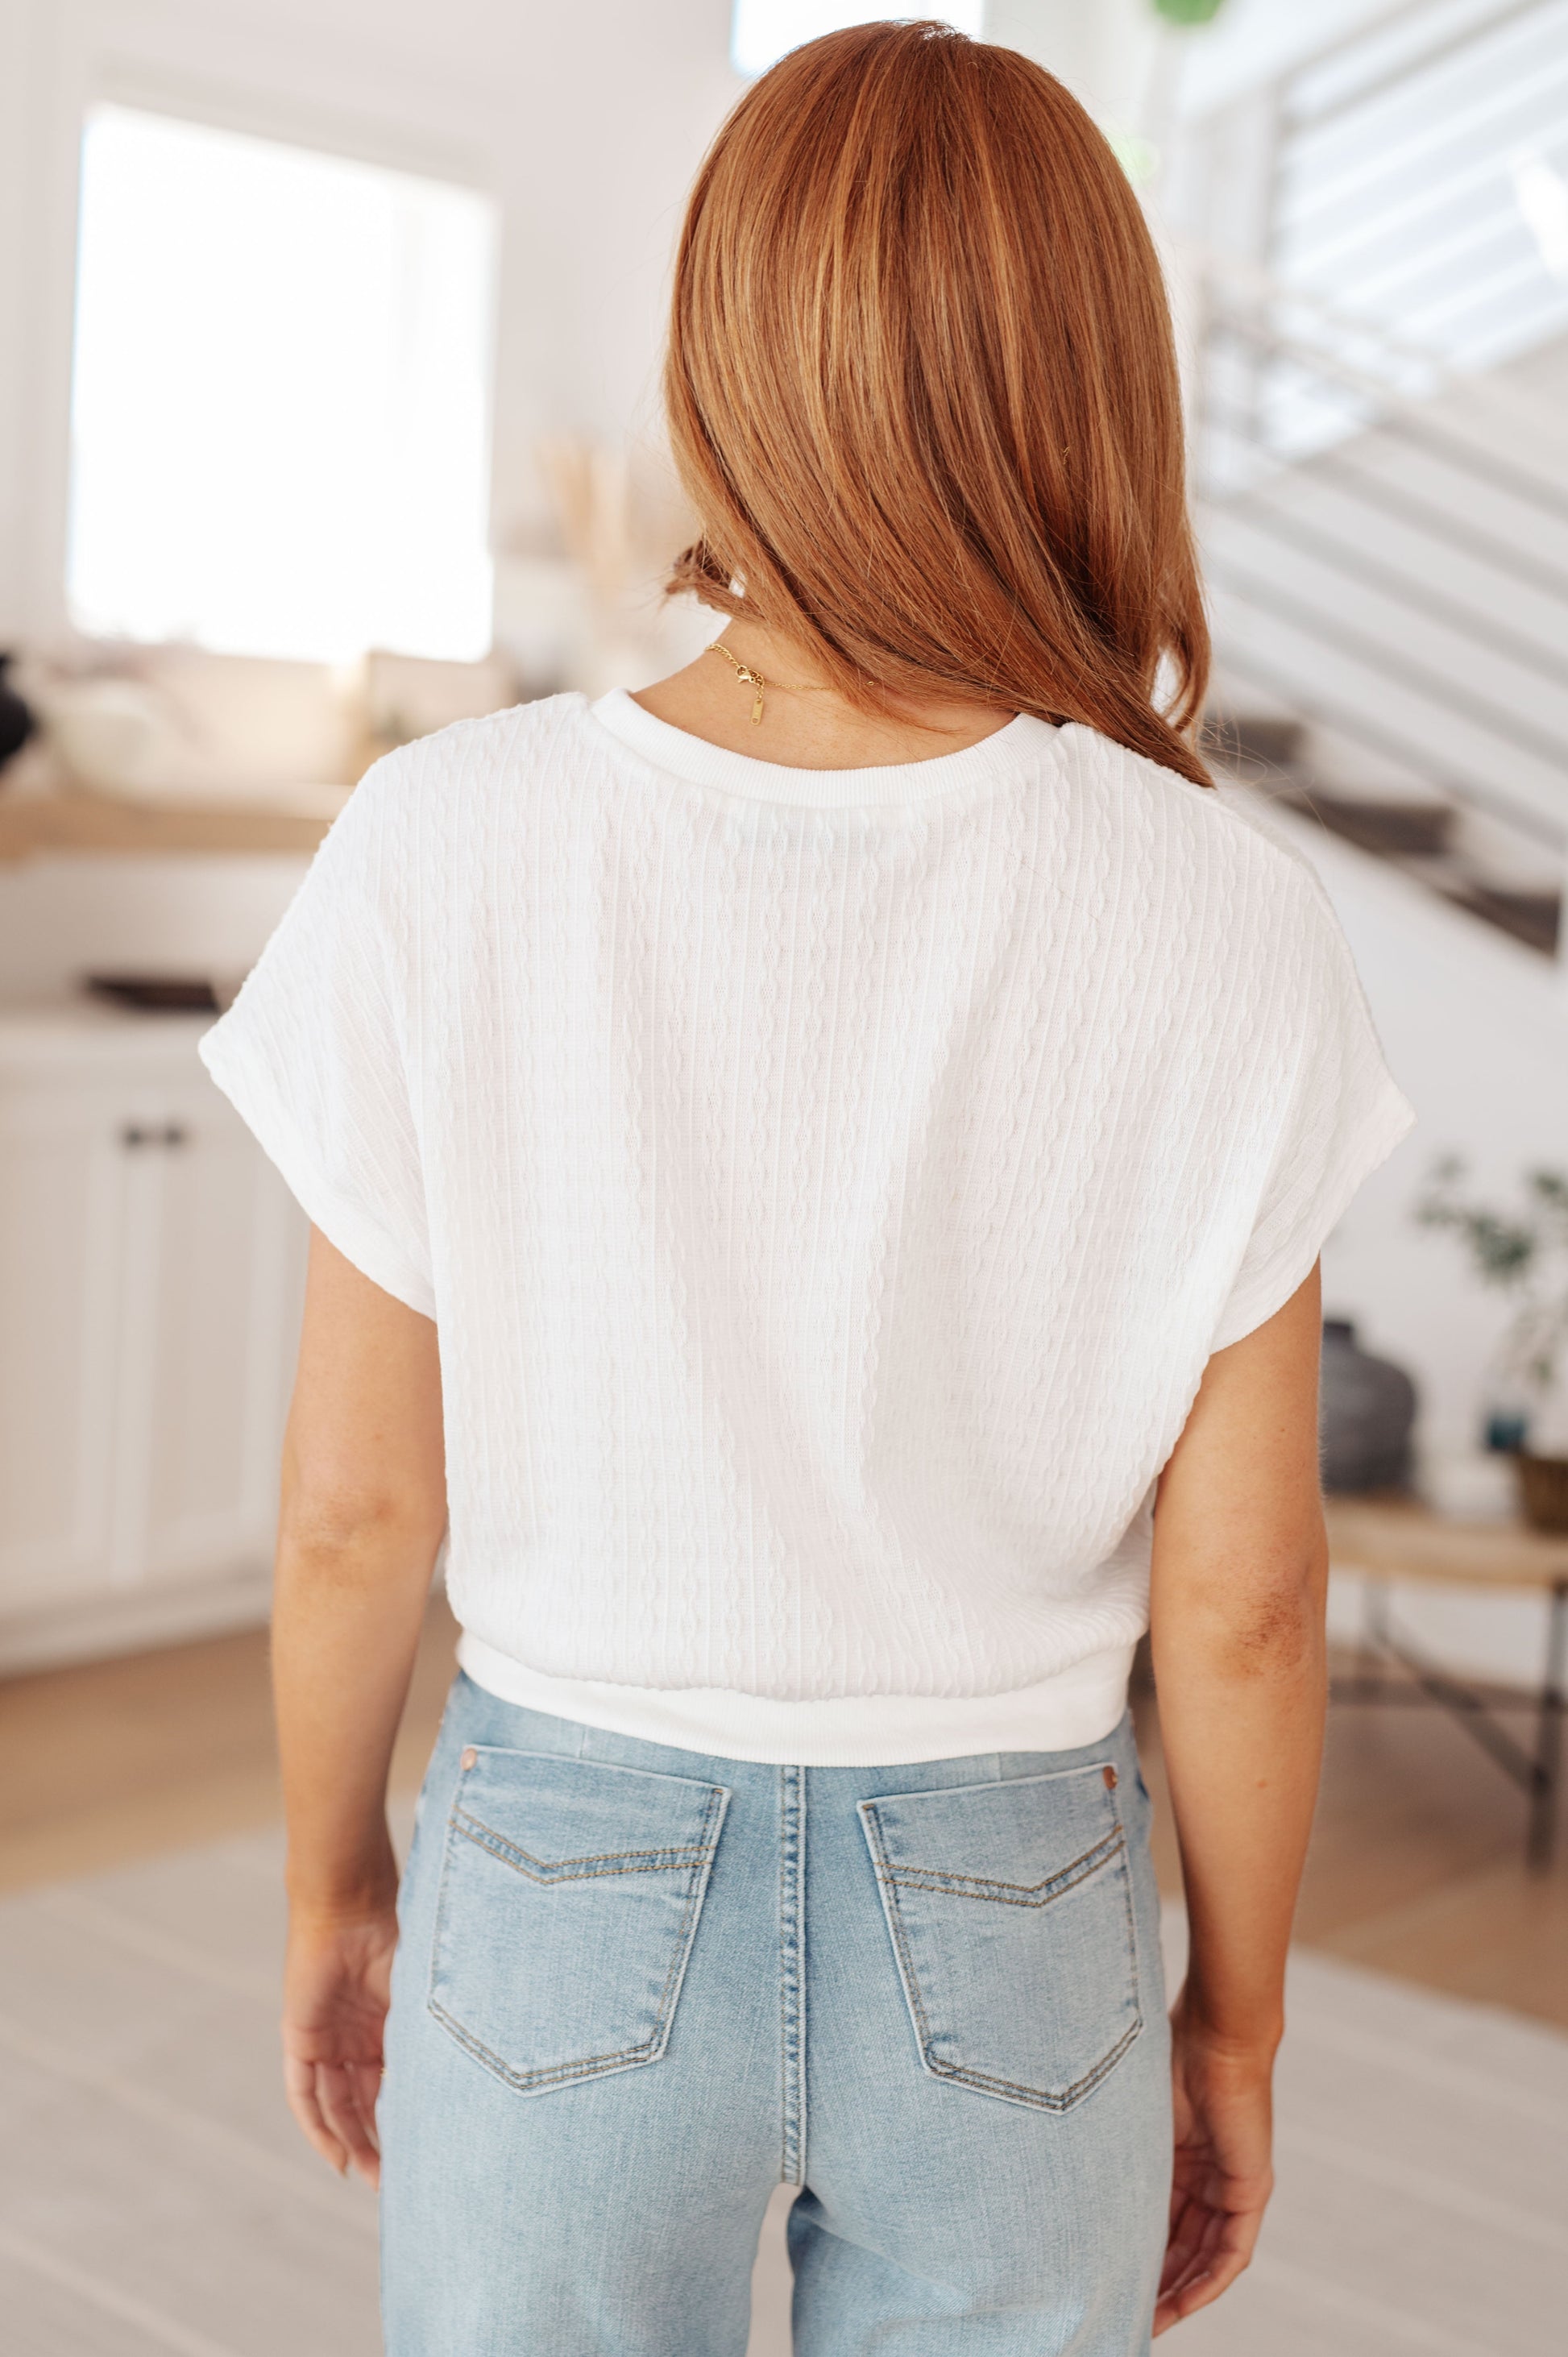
[
  {"x1": 1169, "y1": 0, "x2": 1568, "y2": 958},
  {"x1": 1199, "y1": 711, "x2": 1563, "y2": 954}
]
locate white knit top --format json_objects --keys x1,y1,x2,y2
[{"x1": 199, "y1": 687, "x2": 1414, "y2": 1764}]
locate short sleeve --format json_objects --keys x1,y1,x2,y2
[
  {"x1": 1209, "y1": 872, "x2": 1416, "y2": 1353},
  {"x1": 197, "y1": 754, "x2": 435, "y2": 1318}
]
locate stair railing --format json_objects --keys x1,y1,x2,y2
[
  {"x1": 1167, "y1": 0, "x2": 1568, "y2": 955},
  {"x1": 1171, "y1": 0, "x2": 1568, "y2": 382},
  {"x1": 1187, "y1": 251, "x2": 1568, "y2": 876}
]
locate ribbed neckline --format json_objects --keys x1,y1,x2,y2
[{"x1": 587, "y1": 686, "x2": 1055, "y2": 809}]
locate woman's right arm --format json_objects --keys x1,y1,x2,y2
[
  {"x1": 273, "y1": 1227, "x2": 447, "y2": 2185},
  {"x1": 1147, "y1": 1260, "x2": 1329, "y2": 2334}
]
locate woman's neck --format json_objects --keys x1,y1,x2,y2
[{"x1": 631, "y1": 615, "x2": 1016, "y2": 771}]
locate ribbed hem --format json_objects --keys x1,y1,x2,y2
[
  {"x1": 454, "y1": 1630, "x2": 1136, "y2": 1766},
  {"x1": 587, "y1": 687, "x2": 1057, "y2": 809}
]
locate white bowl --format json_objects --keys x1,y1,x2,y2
[{"x1": 41, "y1": 680, "x2": 165, "y2": 796}]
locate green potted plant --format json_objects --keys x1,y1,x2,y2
[{"x1": 1413, "y1": 1156, "x2": 1568, "y2": 1529}]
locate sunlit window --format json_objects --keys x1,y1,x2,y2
[
  {"x1": 68, "y1": 106, "x2": 497, "y2": 664},
  {"x1": 732, "y1": 2, "x2": 984, "y2": 80}
]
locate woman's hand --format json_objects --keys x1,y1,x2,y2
[
  {"x1": 282, "y1": 1898, "x2": 400, "y2": 2187},
  {"x1": 1154, "y1": 1991, "x2": 1276, "y2": 2334}
]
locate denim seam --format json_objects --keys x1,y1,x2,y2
[
  {"x1": 426, "y1": 1780, "x2": 729, "y2": 2095},
  {"x1": 859, "y1": 1797, "x2": 1143, "y2": 2114},
  {"x1": 1117, "y1": 1792, "x2": 1144, "y2": 2033},
  {"x1": 872, "y1": 1825, "x2": 1126, "y2": 1907},
  {"x1": 778, "y1": 1765, "x2": 806, "y2": 2186},
  {"x1": 450, "y1": 1811, "x2": 711, "y2": 1881},
  {"x1": 916, "y1": 2020, "x2": 1143, "y2": 2112}
]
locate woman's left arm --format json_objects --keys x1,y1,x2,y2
[
  {"x1": 272, "y1": 1227, "x2": 447, "y2": 2186},
  {"x1": 1148, "y1": 1260, "x2": 1329, "y2": 2330}
]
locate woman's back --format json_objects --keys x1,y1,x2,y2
[{"x1": 202, "y1": 683, "x2": 1405, "y2": 1758}]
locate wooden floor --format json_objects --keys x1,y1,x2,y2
[
  {"x1": 1132, "y1": 1675, "x2": 1568, "y2": 2027},
  {"x1": 2, "y1": 1601, "x2": 1564, "y2": 2027},
  {"x1": 0, "y1": 1600, "x2": 459, "y2": 1892}
]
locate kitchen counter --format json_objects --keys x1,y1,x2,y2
[{"x1": 0, "y1": 784, "x2": 345, "y2": 864}]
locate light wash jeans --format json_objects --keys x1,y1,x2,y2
[{"x1": 379, "y1": 1671, "x2": 1171, "y2": 2355}]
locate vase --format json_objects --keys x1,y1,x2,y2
[
  {"x1": 1320, "y1": 1318, "x2": 1418, "y2": 1493},
  {"x1": 1514, "y1": 1451, "x2": 1568, "y2": 1533}
]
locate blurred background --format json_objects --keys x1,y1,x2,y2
[{"x1": 0, "y1": 2, "x2": 1566, "y2": 2351}]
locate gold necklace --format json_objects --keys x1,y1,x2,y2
[{"x1": 708, "y1": 638, "x2": 835, "y2": 726}]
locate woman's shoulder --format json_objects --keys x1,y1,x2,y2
[
  {"x1": 351, "y1": 691, "x2": 592, "y2": 819},
  {"x1": 314, "y1": 691, "x2": 595, "y2": 886},
  {"x1": 280, "y1": 695, "x2": 595, "y2": 969},
  {"x1": 1057, "y1": 721, "x2": 1337, "y2": 936}
]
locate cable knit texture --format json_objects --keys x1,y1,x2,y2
[{"x1": 199, "y1": 688, "x2": 1414, "y2": 1762}]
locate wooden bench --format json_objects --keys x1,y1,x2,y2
[{"x1": 1325, "y1": 1496, "x2": 1568, "y2": 1870}]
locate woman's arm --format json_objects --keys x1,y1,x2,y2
[
  {"x1": 1148, "y1": 1260, "x2": 1329, "y2": 2334},
  {"x1": 272, "y1": 1228, "x2": 447, "y2": 2185}
]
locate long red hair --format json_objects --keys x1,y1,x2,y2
[{"x1": 663, "y1": 19, "x2": 1211, "y2": 786}]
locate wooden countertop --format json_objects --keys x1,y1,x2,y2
[
  {"x1": 0, "y1": 784, "x2": 346, "y2": 863},
  {"x1": 1325, "y1": 1494, "x2": 1568, "y2": 1591}
]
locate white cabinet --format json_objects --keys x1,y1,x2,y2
[
  {"x1": 0, "y1": 1006, "x2": 307, "y2": 1670},
  {"x1": 0, "y1": 1082, "x2": 124, "y2": 1603}
]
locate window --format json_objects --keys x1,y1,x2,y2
[
  {"x1": 731, "y1": 2, "x2": 984, "y2": 81},
  {"x1": 68, "y1": 106, "x2": 497, "y2": 663}
]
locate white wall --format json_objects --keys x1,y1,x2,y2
[
  {"x1": 1172, "y1": 0, "x2": 1410, "y2": 117},
  {"x1": 0, "y1": 0, "x2": 741, "y2": 647},
  {"x1": 985, "y1": 0, "x2": 1160, "y2": 127},
  {"x1": 1307, "y1": 817, "x2": 1568, "y2": 1449},
  {"x1": 989, "y1": 0, "x2": 1419, "y2": 143}
]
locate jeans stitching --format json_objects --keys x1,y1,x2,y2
[
  {"x1": 1117, "y1": 1792, "x2": 1143, "y2": 2029},
  {"x1": 427, "y1": 1779, "x2": 729, "y2": 2095},
  {"x1": 426, "y1": 2000, "x2": 667, "y2": 2089},
  {"x1": 873, "y1": 1825, "x2": 1126, "y2": 1907},
  {"x1": 920, "y1": 2020, "x2": 1143, "y2": 2111},
  {"x1": 450, "y1": 1810, "x2": 711, "y2": 1882},
  {"x1": 778, "y1": 1766, "x2": 806, "y2": 2185},
  {"x1": 859, "y1": 1790, "x2": 1143, "y2": 2113}
]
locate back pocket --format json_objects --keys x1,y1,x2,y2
[
  {"x1": 859, "y1": 1762, "x2": 1139, "y2": 2113},
  {"x1": 429, "y1": 1747, "x2": 729, "y2": 2096}
]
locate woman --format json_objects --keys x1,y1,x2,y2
[{"x1": 200, "y1": 23, "x2": 1413, "y2": 2354}]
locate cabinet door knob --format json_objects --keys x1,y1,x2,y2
[{"x1": 118, "y1": 1122, "x2": 191, "y2": 1150}]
